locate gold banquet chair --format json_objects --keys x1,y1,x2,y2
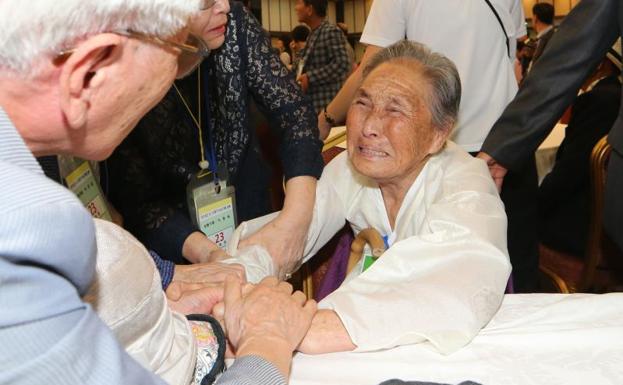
[{"x1": 539, "y1": 135, "x2": 623, "y2": 292}]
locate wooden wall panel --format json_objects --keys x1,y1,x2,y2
[
  {"x1": 354, "y1": 0, "x2": 366, "y2": 32},
  {"x1": 279, "y1": 0, "x2": 291, "y2": 31},
  {"x1": 523, "y1": 0, "x2": 580, "y2": 19},
  {"x1": 261, "y1": 0, "x2": 270, "y2": 28}
]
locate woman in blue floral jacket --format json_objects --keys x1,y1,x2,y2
[{"x1": 107, "y1": 1, "x2": 323, "y2": 265}]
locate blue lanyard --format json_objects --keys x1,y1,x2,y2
[{"x1": 199, "y1": 65, "x2": 221, "y2": 185}]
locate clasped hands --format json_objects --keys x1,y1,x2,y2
[{"x1": 170, "y1": 274, "x2": 317, "y2": 378}]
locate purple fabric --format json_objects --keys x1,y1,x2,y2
[
  {"x1": 505, "y1": 274, "x2": 515, "y2": 294},
  {"x1": 313, "y1": 229, "x2": 515, "y2": 298},
  {"x1": 315, "y1": 231, "x2": 354, "y2": 301}
]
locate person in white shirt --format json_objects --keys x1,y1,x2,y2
[
  {"x1": 318, "y1": 0, "x2": 524, "y2": 151},
  {"x1": 227, "y1": 41, "x2": 511, "y2": 354}
]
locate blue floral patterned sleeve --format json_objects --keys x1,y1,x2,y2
[{"x1": 223, "y1": 3, "x2": 324, "y2": 181}]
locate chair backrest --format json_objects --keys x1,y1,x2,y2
[{"x1": 581, "y1": 135, "x2": 612, "y2": 291}]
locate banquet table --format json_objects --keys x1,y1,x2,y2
[{"x1": 290, "y1": 293, "x2": 623, "y2": 385}]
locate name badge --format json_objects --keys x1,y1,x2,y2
[
  {"x1": 361, "y1": 245, "x2": 379, "y2": 273},
  {"x1": 188, "y1": 168, "x2": 237, "y2": 250},
  {"x1": 64, "y1": 160, "x2": 112, "y2": 221},
  {"x1": 361, "y1": 235, "x2": 390, "y2": 273}
]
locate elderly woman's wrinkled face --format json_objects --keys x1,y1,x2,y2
[{"x1": 346, "y1": 61, "x2": 446, "y2": 186}]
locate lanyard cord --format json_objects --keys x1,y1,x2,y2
[
  {"x1": 172, "y1": 69, "x2": 221, "y2": 188},
  {"x1": 173, "y1": 73, "x2": 209, "y2": 170}
]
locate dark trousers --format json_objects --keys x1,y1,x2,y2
[
  {"x1": 471, "y1": 153, "x2": 540, "y2": 292},
  {"x1": 501, "y1": 158, "x2": 540, "y2": 292}
]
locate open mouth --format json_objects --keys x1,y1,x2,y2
[{"x1": 358, "y1": 146, "x2": 388, "y2": 158}]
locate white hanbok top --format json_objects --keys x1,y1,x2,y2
[{"x1": 229, "y1": 142, "x2": 511, "y2": 354}]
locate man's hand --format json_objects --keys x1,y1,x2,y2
[
  {"x1": 477, "y1": 151, "x2": 508, "y2": 193},
  {"x1": 182, "y1": 231, "x2": 220, "y2": 263},
  {"x1": 167, "y1": 284, "x2": 224, "y2": 315},
  {"x1": 296, "y1": 73, "x2": 309, "y2": 93},
  {"x1": 223, "y1": 276, "x2": 317, "y2": 378},
  {"x1": 173, "y1": 262, "x2": 246, "y2": 285}
]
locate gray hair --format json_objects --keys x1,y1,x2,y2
[
  {"x1": 0, "y1": 0, "x2": 201, "y2": 76},
  {"x1": 363, "y1": 40, "x2": 461, "y2": 132}
]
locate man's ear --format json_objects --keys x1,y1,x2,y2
[{"x1": 58, "y1": 33, "x2": 123, "y2": 130}]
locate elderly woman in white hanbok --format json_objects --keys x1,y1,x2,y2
[{"x1": 226, "y1": 40, "x2": 511, "y2": 355}]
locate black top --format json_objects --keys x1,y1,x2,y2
[{"x1": 107, "y1": 2, "x2": 323, "y2": 263}]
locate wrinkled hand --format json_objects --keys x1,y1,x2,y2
[
  {"x1": 173, "y1": 262, "x2": 246, "y2": 286},
  {"x1": 317, "y1": 110, "x2": 331, "y2": 140},
  {"x1": 211, "y1": 283, "x2": 256, "y2": 359},
  {"x1": 296, "y1": 73, "x2": 309, "y2": 93},
  {"x1": 167, "y1": 284, "x2": 224, "y2": 315},
  {"x1": 477, "y1": 151, "x2": 507, "y2": 193},
  {"x1": 182, "y1": 231, "x2": 220, "y2": 263},
  {"x1": 238, "y1": 216, "x2": 307, "y2": 279},
  {"x1": 222, "y1": 276, "x2": 317, "y2": 376}
]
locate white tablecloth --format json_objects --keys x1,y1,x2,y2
[
  {"x1": 290, "y1": 293, "x2": 623, "y2": 385},
  {"x1": 536, "y1": 123, "x2": 567, "y2": 183}
]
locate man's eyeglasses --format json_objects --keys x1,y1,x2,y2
[{"x1": 54, "y1": 30, "x2": 210, "y2": 79}]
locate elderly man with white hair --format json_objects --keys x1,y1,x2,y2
[
  {"x1": 0, "y1": 1, "x2": 315, "y2": 385},
  {"x1": 228, "y1": 40, "x2": 511, "y2": 354}
]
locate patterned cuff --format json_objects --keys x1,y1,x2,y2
[{"x1": 149, "y1": 250, "x2": 175, "y2": 290}]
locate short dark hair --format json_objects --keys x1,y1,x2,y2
[
  {"x1": 291, "y1": 25, "x2": 310, "y2": 43},
  {"x1": 303, "y1": 0, "x2": 327, "y2": 17},
  {"x1": 533, "y1": 3, "x2": 554, "y2": 25}
]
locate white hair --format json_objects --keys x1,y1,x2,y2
[
  {"x1": 363, "y1": 40, "x2": 461, "y2": 132},
  {"x1": 0, "y1": 0, "x2": 200, "y2": 75}
]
